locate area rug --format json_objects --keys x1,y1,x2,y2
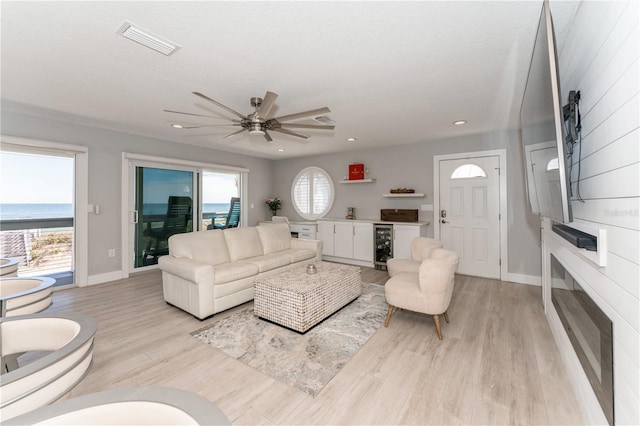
[{"x1": 190, "y1": 282, "x2": 387, "y2": 397}]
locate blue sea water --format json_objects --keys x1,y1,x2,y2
[
  {"x1": 0, "y1": 203, "x2": 74, "y2": 220},
  {"x1": 0, "y1": 203, "x2": 230, "y2": 220}
]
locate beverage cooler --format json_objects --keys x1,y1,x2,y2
[{"x1": 374, "y1": 224, "x2": 393, "y2": 270}]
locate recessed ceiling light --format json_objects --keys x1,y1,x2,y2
[
  {"x1": 171, "y1": 124, "x2": 183, "y2": 129},
  {"x1": 347, "y1": 137, "x2": 357, "y2": 142},
  {"x1": 277, "y1": 149, "x2": 285, "y2": 152},
  {"x1": 453, "y1": 120, "x2": 467, "y2": 125},
  {"x1": 116, "y1": 22, "x2": 181, "y2": 56}
]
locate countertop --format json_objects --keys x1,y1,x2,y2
[{"x1": 316, "y1": 218, "x2": 430, "y2": 226}]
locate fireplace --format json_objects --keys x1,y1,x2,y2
[{"x1": 550, "y1": 255, "x2": 614, "y2": 425}]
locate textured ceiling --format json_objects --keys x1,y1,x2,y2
[{"x1": 0, "y1": 1, "x2": 579, "y2": 159}]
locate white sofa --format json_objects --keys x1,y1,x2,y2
[{"x1": 158, "y1": 223, "x2": 322, "y2": 319}]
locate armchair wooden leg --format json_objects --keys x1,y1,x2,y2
[
  {"x1": 384, "y1": 305, "x2": 394, "y2": 327},
  {"x1": 433, "y1": 314, "x2": 443, "y2": 340},
  {"x1": 443, "y1": 310, "x2": 449, "y2": 323}
]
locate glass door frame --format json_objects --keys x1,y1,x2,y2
[
  {"x1": 1, "y1": 136, "x2": 89, "y2": 288},
  {"x1": 126, "y1": 159, "x2": 199, "y2": 273}
]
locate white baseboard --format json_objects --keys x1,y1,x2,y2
[
  {"x1": 506, "y1": 273, "x2": 541, "y2": 286},
  {"x1": 87, "y1": 270, "x2": 123, "y2": 286}
]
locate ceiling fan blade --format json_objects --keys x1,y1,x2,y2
[
  {"x1": 257, "y1": 91, "x2": 278, "y2": 118},
  {"x1": 271, "y1": 128, "x2": 310, "y2": 139},
  {"x1": 193, "y1": 92, "x2": 246, "y2": 119},
  {"x1": 279, "y1": 123, "x2": 335, "y2": 130},
  {"x1": 181, "y1": 124, "x2": 242, "y2": 129},
  {"x1": 164, "y1": 109, "x2": 237, "y2": 120},
  {"x1": 263, "y1": 130, "x2": 273, "y2": 142},
  {"x1": 223, "y1": 128, "x2": 247, "y2": 139},
  {"x1": 273, "y1": 107, "x2": 331, "y2": 122}
]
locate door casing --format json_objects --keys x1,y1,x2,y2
[{"x1": 433, "y1": 149, "x2": 508, "y2": 280}]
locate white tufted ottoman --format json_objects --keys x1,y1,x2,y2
[{"x1": 254, "y1": 261, "x2": 361, "y2": 333}]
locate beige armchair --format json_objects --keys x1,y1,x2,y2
[
  {"x1": 386, "y1": 237, "x2": 443, "y2": 277},
  {"x1": 384, "y1": 248, "x2": 459, "y2": 340}
]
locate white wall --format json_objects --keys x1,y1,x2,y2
[
  {"x1": 550, "y1": 0, "x2": 639, "y2": 423},
  {"x1": 272, "y1": 128, "x2": 543, "y2": 278},
  {"x1": 1, "y1": 106, "x2": 275, "y2": 280}
]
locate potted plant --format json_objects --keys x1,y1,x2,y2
[{"x1": 266, "y1": 197, "x2": 282, "y2": 216}]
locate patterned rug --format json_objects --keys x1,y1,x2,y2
[{"x1": 191, "y1": 282, "x2": 387, "y2": 397}]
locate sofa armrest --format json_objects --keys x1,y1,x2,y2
[
  {"x1": 158, "y1": 255, "x2": 214, "y2": 284},
  {"x1": 291, "y1": 238, "x2": 322, "y2": 261}
]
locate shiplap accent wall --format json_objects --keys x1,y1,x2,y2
[{"x1": 554, "y1": 0, "x2": 639, "y2": 423}]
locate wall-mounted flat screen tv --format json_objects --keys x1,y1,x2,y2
[{"x1": 521, "y1": 0, "x2": 573, "y2": 224}]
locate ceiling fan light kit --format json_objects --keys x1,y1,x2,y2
[{"x1": 166, "y1": 92, "x2": 334, "y2": 143}]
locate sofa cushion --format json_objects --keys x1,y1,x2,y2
[
  {"x1": 256, "y1": 223, "x2": 292, "y2": 255},
  {"x1": 242, "y1": 253, "x2": 291, "y2": 273},
  {"x1": 223, "y1": 227, "x2": 264, "y2": 262},
  {"x1": 213, "y1": 262, "x2": 260, "y2": 285},
  {"x1": 168, "y1": 230, "x2": 230, "y2": 265},
  {"x1": 280, "y1": 248, "x2": 317, "y2": 263}
]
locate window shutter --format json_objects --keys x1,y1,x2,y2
[{"x1": 291, "y1": 167, "x2": 334, "y2": 220}]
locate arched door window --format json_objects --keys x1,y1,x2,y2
[
  {"x1": 450, "y1": 164, "x2": 487, "y2": 179},
  {"x1": 546, "y1": 158, "x2": 559, "y2": 171}
]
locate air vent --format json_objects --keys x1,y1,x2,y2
[
  {"x1": 116, "y1": 22, "x2": 181, "y2": 56},
  {"x1": 313, "y1": 115, "x2": 335, "y2": 125}
]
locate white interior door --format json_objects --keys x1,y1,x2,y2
[{"x1": 439, "y1": 156, "x2": 501, "y2": 278}]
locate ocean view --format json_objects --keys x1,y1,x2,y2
[{"x1": 0, "y1": 203, "x2": 231, "y2": 221}]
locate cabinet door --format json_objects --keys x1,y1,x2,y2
[
  {"x1": 393, "y1": 225, "x2": 420, "y2": 259},
  {"x1": 353, "y1": 222, "x2": 374, "y2": 262},
  {"x1": 317, "y1": 221, "x2": 335, "y2": 256},
  {"x1": 334, "y1": 222, "x2": 354, "y2": 258}
]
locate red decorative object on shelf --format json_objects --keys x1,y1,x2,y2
[{"x1": 349, "y1": 163, "x2": 364, "y2": 180}]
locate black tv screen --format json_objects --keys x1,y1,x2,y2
[{"x1": 520, "y1": 1, "x2": 573, "y2": 224}]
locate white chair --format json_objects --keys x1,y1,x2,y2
[
  {"x1": 386, "y1": 237, "x2": 443, "y2": 277},
  {"x1": 0, "y1": 312, "x2": 97, "y2": 421},
  {"x1": 384, "y1": 248, "x2": 459, "y2": 340},
  {"x1": 272, "y1": 216, "x2": 289, "y2": 224},
  {"x1": 0, "y1": 257, "x2": 19, "y2": 277},
  {"x1": 1, "y1": 276, "x2": 55, "y2": 317},
  {"x1": 3, "y1": 386, "x2": 231, "y2": 425}
]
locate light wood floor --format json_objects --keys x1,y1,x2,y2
[{"x1": 40, "y1": 268, "x2": 584, "y2": 425}]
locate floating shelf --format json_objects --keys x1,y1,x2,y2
[
  {"x1": 338, "y1": 179, "x2": 376, "y2": 184},
  {"x1": 382, "y1": 193, "x2": 425, "y2": 198}
]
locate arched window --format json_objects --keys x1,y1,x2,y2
[
  {"x1": 546, "y1": 158, "x2": 559, "y2": 171},
  {"x1": 291, "y1": 167, "x2": 334, "y2": 220},
  {"x1": 450, "y1": 164, "x2": 487, "y2": 179}
]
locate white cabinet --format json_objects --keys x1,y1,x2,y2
[
  {"x1": 290, "y1": 222, "x2": 317, "y2": 240},
  {"x1": 393, "y1": 224, "x2": 427, "y2": 259},
  {"x1": 353, "y1": 222, "x2": 374, "y2": 262},
  {"x1": 317, "y1": 219, "x2": 427, "y2": 266},
  {"x1": 334, "y1": 222, "x2": 354, "y2": 258},
  {"x1": 317, "y1": 220, "x2": 374, "y2": 266},
  {"x1": 317, "y1": 221, "x2": 335, "y2": 256}
]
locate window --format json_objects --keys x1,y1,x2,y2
[
  {"x1": 546, "y1": 157, "x2": 559, "y2": 171},
  {"x1": 451, "y1": 164, "x2": 487, "y2": 179},
  {"x1": 291, "y1": 167, "x2": 334, "y2": 220}
]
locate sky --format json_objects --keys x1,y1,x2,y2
[
  {"x1": 0, "y1": 151, "x2": 74, "y2": 203},
  {"x1": 0, "y1": 151, "x2": 238, "y2": 205}
]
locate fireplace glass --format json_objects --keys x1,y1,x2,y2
[{"x1": 550, "y1": 255, "x2": 613, "y2": 425}]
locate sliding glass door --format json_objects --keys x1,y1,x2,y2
[
  {"x1": 127, "y1": 158, "x2": 246, "y2": 272},
  {"x1": 129, "y1": 163, "x2": 197, "y2": 270}
]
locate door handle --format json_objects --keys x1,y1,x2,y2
[
  {"x1": 132, "y1": 210, "x2": 138, "y2": 224},
  {"x1": 441, "y1": 219, "x2": 449, "y2": 224}
]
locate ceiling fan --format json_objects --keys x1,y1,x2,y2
[{"x1": 165, "y1": 91, "x2": 335, "y2": 142}]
